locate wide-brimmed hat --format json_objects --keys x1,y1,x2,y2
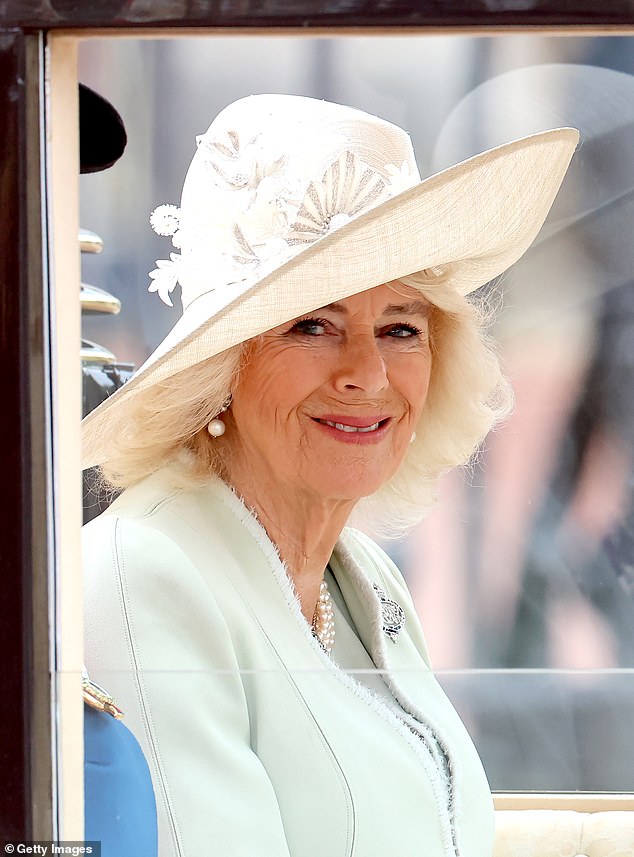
[{"x1": 82, "y1": 93, "x2": 578, "y2": 469}]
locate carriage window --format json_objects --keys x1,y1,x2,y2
[{"x1": 79, "y1": 32, "x2": 634, "y2": 795}]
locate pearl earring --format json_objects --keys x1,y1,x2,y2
[
  {"x1": 207, "y1": 394, "x2": 232, "y2": 438},
  {"x1": 207, "y1": 419, "x2": 226, "y2": 437},
  {"x1": 410, "y1": 431, "x2": 417, "y2": 444}
]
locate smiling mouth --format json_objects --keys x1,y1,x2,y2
[{"x1": 315, "y1": 418, "x2": 388, "y2": 434}]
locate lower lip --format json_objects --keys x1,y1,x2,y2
[{"x1": 312, "y1": 418, "x2": 392, "y2": 445}]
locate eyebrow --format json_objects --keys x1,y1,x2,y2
[
  {"x1": 322, "y1": 300, "x2": 430, "y2": 317},
  {"x1": 383, "y1": 301, "x2": 430, "y2": 318}
]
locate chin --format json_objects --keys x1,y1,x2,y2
[
  {"x1": 310, "y1": 472, "x2": 389, "y2": 504},
  {"x1": 302, "y1": 449, "x2": 401, "y2": 504}
]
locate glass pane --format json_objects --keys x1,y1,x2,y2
[
  {"x1": 79, "y1": 32, "x2": 634, "y2": 794},
  {"x1": 438, "y1": 670, "x2": 634, "y2": 791}
]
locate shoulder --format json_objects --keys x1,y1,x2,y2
[
  {"x1": 82, "y1": 466, "x2": 245, "y2": 573},
  {"x1": 82, "y1": 497, "x2": 201, "y2": 613},
  {"x1": 82, "y1": 470, "x2": 239, "y2": 657},
  {"x1": 83, "y1": 471, "x2": 245, "y2": 680},
  {"x1": 85, "y1": 460, "x2": 202, "y2": 532}
]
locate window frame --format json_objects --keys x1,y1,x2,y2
[{"x1": 3, "y1": 2, "x2": 634, "y2": 839}]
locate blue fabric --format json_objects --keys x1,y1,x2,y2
[{"x1": 84, "y1": 705, "x2": 158, "y2": 857}]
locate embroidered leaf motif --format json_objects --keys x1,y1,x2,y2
[
  {"x1": 232, "y1": 224, "x2": 260, "y2": 266},
  {"x1": 199, "y1": 129, "x2": 288, "y2": 193},
  {"x1": 210, "y1": 129, "x2": 241, "y2": 159}
]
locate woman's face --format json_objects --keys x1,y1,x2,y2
[{"x1": 225, "y1": 281, "x2": 433, "y2": 505}]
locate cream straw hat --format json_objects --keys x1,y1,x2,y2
[{"x1": 82, "y1": 94, "x2": 578, "y2": 469}]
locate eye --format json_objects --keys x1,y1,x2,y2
[
  {"x1": 288, "y1": 317, "x2": 331, "y2": 336},
  {"x1": 383, "y1": 323, "x2": 424, "y2": 338}
]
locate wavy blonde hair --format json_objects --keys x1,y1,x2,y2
[{"x1": 99, "y1": 270, "x2": 512, "y2": 536}]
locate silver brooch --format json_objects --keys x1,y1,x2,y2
[{"x1": 373, "y1": 584, "x2": 406, "y2": 641}]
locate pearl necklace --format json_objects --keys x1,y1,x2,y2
[{"x1": 311, "y1": 579, "x2": 335, "y2": 654}]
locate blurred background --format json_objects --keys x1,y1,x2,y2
[{"x1": 79, "y1": 32, "x2": 634, "y2": 792}]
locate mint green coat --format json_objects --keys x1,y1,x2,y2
[{"x1": 83, "y1": 468, "x2": 494, "y2": 857}]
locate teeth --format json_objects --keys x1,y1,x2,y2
[{"x1": 322, "y1": 420, "x2": 381, "y2": 433}]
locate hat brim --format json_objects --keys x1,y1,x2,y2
[{"x1": 82, "y1": 127, "x2": 578, "y2": 469}]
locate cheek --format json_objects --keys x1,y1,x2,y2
[
  {"x1": 236, "y1": 345, "x2": 290, "y2": 403},
  {"x1": 397, "y1": 354, "x2": 432, "y2": 419},
  {"x1": 232, "y1": 350, "x2": 317, "y2": 431}
]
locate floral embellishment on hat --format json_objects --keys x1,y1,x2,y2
[
  {"x1": 150, "y1": 204, "x2": 181, "y2": 237},
  {"x1": 148, "y1": 253, "x2": 181, "y2": 306},
  {"x1": 146, "y1": 122, "x2": 421, "y2": 308},
  {"x1": 239, "y1": 175, "x2": 302, "y2": 245},
  {"x1": 385, "y1": 161, "x2": 418, "y2": 194},
  {"x1": 285, "y1": 151, "x2": 391, "y2": 246},
  {"x1": 197, "y1": 129, "x2": 288, "y2": 193}
]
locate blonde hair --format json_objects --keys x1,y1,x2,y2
[
  {"x1": 99, "y1": 346, "x2": 242, "y2": 489},
  {"x1": 99, "y1": 269, "x2": 512, "y2": 536}
]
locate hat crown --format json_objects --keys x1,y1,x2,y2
[{"x1": 148, "y1": 95, "x2": 420, "y2": 309}]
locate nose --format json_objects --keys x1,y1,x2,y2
[{"x1": 332, "y1": 333, "x2": 389, "y2": 395}]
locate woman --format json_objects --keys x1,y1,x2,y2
[{"x1": 82, "y1": 94, "x2": 577, "y2": 857}]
